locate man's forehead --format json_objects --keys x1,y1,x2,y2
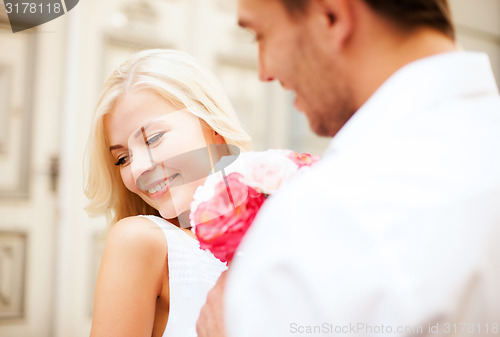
[
  {"x1": 237, "y1": 0, "x2": 285, "y2": 28},
  {"x1": 237, "y1": 0, "x2": 274, "y2": 20}
]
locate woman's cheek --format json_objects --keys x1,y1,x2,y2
[{"x1": 120, "y1": 168, "x2": 140, "y2": 194}]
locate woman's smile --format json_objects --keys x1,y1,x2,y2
[{"x1": 142, "y1": 173, "x2": 180, "y2": 198}]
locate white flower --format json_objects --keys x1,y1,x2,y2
[{"x1": 190, "y1": 149, "x2": 302, "y2": 227}]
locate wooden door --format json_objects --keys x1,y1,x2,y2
[{"x1": 0, "y1": 9, "x2": 65, "y2": 337}]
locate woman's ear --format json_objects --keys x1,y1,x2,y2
[
  {"x1": 213, "y1": 130, "x2": 226, "y2": 144},
  {"x1": 200, "y1": 121, "x2": 225, "y2": 145}
]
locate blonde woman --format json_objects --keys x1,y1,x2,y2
[{"x1": 85, "y1": 49, "x2": 250, "y2": 337}]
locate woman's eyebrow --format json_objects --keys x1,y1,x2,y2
[
  {"x1": 110, "y1": 118, "x2": 167, "y2": 152},
  {"x1": 108, "y1": 124, "x2": 152, "y2": 151},
  {"x1": 109, "y1": 144, "x2": 125, "y2": 152},
  {"x1": 133, "y1": 122, "x2": 153, "y2": 138}
]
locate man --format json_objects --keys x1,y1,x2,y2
[{"x1": 197, "y1": 0, "x2": 500, "y2": 336}]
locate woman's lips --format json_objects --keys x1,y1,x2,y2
[{"x1": 143, "y1": 173, "x2": 179, "y2": 198}]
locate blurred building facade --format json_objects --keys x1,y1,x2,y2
[{"x1": 0, "y1": 0, "x2": 498, "y2": 336}]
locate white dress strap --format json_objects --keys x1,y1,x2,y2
[{"x1": 139, "y1": 215, "x2": 227, "y2": 337}]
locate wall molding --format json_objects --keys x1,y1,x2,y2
[
  {"x1": 0, "y1": 231, "x2": 27, "y2": 320},
  {"x1": 0, "y1": 26, "x2": 37, "y2": 199}
]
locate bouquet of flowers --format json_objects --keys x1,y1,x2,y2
[{"x1": 190, "y1": 149, "x2": 319, "y2": 263}]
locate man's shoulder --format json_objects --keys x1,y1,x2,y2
[{"x1": 263, "y1": 158, "x2": 339, "y2": 210}]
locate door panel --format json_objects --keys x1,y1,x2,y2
[{"x1": 0, "y1": 11, "x2": 63, "y2": 337}]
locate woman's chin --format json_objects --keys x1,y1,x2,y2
[
  {"x1": 159, "y1": 207, "x2": 178, "y2": 220},
  {"x1": 159, "y1": 205, "x2": 189, "y2": 220}
]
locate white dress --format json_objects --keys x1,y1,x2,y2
[{"x1": 139, "y1": 215, "x2": 227, "y2": 337}]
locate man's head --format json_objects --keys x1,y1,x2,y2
[
  {"x1": 279, "y1": 0, "x2": 454, "y2": 39},
  {"x1": 237, "y1": 0, "x2": 456, "y2": 137}
]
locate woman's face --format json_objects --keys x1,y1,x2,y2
[{"x1": 104, "y1": 89, "x2": 223, "y2": 220}]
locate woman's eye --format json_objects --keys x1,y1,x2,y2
[
  {"x1": 114, "y1": 155, "x2": 130, "y2": 167},
  {"x1": 146, "y1": 132, "x2": 165, "y2": 147}
]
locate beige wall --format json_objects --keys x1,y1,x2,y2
[
  {"x1": 0, "y1": 1, "x2": 498, "y2": 336},
  {"x1": 451, "y1": 0, "x2": 500, "y2": 83}
]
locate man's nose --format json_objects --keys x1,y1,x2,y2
[{"x1": 258, "y1": 48, "x2": 274, "y2": 82}]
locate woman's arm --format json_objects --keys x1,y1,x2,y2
[{"x1": 90, "y1": 216, "x2": 167, "y2": 337}]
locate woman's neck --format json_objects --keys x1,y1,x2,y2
[{"x1": 168, "y1": 210, "x2": 191, "y2": 229}]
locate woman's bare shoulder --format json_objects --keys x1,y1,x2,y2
[
  {"x1": 91, "y1": 216, "x2": 168, "y2": 336},
  {"x1": 103, "y1": 216, "x2": 168, "y2": 269}
]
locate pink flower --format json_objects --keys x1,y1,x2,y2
[
  {"x1": 288, "y1": 151, "x2": 320, "y2": 169},
  {"x1": 191, "y1": 173, "x2": 267, "y2": 262},
  {"x1": 190, "y1": 149, "x2": 320, "y2": 263},
  {"x1": 244, "y1": 155, "x2": 296, "y2": 194}
]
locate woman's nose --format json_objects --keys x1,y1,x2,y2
[{"x1": 130, "y1": 147, "x2": 155, "y2": 182}]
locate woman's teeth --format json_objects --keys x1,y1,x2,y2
[
  {"x1": 147, "y1": 174, "x2": 178, "y2": 194},
  {"x1": 148, "y1": 181, "x2": 166, "y2": 194}
]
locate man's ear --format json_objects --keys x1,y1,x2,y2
[{"x1": 313, "y1": 0, "x2": 355, "y2": 49}]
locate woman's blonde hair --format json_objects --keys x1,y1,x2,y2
[{"x1": 84, "y1": 49, "x2": 251, "y2": 225}]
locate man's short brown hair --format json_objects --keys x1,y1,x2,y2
[{"x1": 280, "y1": 0, "x2": 455, "y2": 39}]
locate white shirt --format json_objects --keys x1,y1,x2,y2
[{"x1": 226, "y1": 51, "x2": 500, "y2": 337}]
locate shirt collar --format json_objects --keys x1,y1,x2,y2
[{"x1": 324, "y1": 51, "x2": 499, "y2": 156}]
